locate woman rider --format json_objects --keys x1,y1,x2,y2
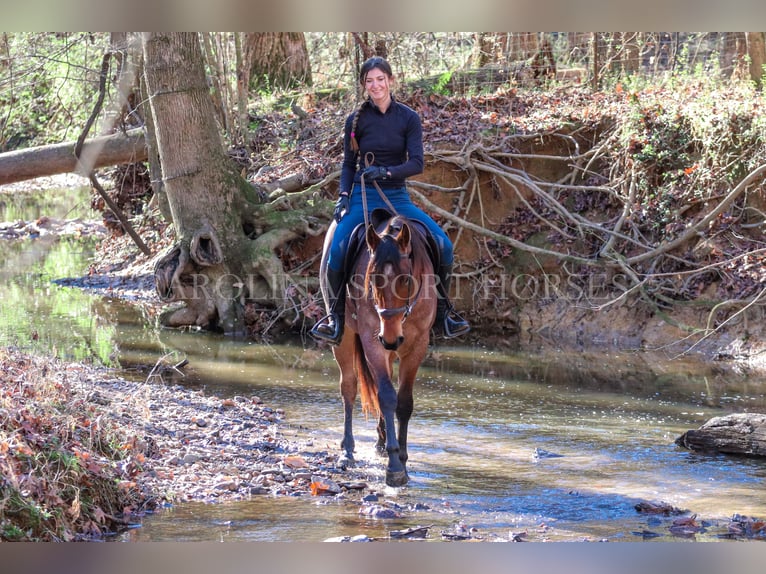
[{"x1": 310, "y1": 56, "x2": 469, "y2": 344}]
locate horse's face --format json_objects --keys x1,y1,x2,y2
[{"x1": 365, "y1": 220, "x2": 414, "y2": 351}]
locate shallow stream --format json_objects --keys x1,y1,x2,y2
[{"x1": 2, "y1": 186, "x2": 766, "y2": 542}]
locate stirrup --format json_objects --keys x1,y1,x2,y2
[
  {"x1": 443, "y1": 309, "x2": 470, "y2": 339},
  {"x1": 310, "y1": 313, "x2": 344, "y2": 344}
]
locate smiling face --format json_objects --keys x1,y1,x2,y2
[{"x1": 363, "y1": 66, "x2": 393, "y2": 109}]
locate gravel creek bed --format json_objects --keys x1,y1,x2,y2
[{"x1": 73, "y1": 369, "x2": 376, "y2": 503}]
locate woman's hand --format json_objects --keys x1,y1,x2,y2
[
  {"x1": 334, "y1": 193, "x2": 350, "y2": 222},
  {"x1": 361, "y1": 165, "x2": 389, "y2": 181}
]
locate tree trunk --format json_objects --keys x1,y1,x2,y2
[
  {"x1": 470, "y1": 32, "x2": 502, "y2": 67},
  {"x1": 141, "y1": 32, "x2": 330, "y2": 336},
  {"x1": 746, "y1": 32, "x2": 766, "y2": 90},
  {"x1": 0, "y1": 128, "x2": 146, "y2": 186},
  {"x1": 143, "y1": 32, "x2": 252, "y2": 334},
  {"x1": 244, "y1": 33, "x2": 312, "y2": 91},
  {"x1": 621, "y1": 33, "x2": 640, "y2": 75},
  {"x1": 200, "y1": 33, "x2": 231, "y2": 135},
  {"x1": 591, "y1": 33, "x2": 600, "y2": 90},
  {"x1": 234, "y1": 32, "x2": 251, "y2": 146},
  {"x1": 508, "y1": 33, "x2": 538, "y2": 61}
]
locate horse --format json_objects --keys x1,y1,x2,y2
[{"x1": 318, "y1": 211, "x2": 437, "y2": 487}]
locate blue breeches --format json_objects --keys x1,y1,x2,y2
[{"x1": 327, "y1": 184, "x2": 453, "y2": 272}]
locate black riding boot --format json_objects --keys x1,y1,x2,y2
[
  {"x1": 434, "y1": 263, "x2": 470, "y2": 339},
  {"x1": 310, "y1": 268, "x2": 347, "y2": 345}
]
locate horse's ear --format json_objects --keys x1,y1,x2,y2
[
  {"x1": 366, "y1": 223, "x2": 381, "y2": 251},
  {"x1": 396, "y1": 222, "x2": 411, "y2": 250}
]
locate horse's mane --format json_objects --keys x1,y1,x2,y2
[{"x1": 366, "y1": 216, "x2": 432, "y2": 286}]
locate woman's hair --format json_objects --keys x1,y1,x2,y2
[
  {"x1": 349, "y1": 57, "x2": 394, "y2": 153},
  {"x1": 358, "y1": 56, "x2": 393, "y2": 85}
]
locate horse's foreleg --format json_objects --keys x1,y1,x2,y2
[
  {"x1": 396, "y1": 383, "x2": 414, "y2": 471},
  {"x1": 377, "y1": 377, "x2": 408, "y2": 486},
  {"x1": 339, "y1": 391, "x2": 355, "y2": 468},
  {"x1": 395, "y1": 353, "x2": 424, "y2": 478}
]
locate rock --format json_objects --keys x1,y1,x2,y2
[
  {"x1": 182, "y1": 453, "x2": 202, "y2": 465},
  {"x1": 676, "y1": 413, "x2": 766, "y2": 457},
  {"x1": 389, "y1": 525, "x2": 431, "y2": 539},
  {"x1": 310, "y1": 477, "x2": 342, "y2": 496},
  {"x1": 249, "y1": 486, "x2": 269, "y2": 495},
  {"x1": 324, "y1": 534, "x2": 372, "y2": 542},
  {"x1": 358, "y1": 504, "x2": 401, "y2": 519},
  {"x1": 533, "y1": 447, "x2": 563, "y2": 459}
]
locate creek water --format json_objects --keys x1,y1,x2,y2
[{"x1": 3, "y1": 186, "x2": 766, "y2": 542}]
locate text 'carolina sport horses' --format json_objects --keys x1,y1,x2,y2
[{"x1": 319, "y1": 212, "x2": 437, "y2": 487}]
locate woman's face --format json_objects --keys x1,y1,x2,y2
[{"x1": 364, "y1": 66, "x2": 392, "y2": 105}]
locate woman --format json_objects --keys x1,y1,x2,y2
[{"x1": 311, "y1": 56, "x2": 469, "y2": 344}]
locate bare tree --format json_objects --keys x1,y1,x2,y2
[{"x1": 142, "y1": 32, "x2": 328, "y2": 334}]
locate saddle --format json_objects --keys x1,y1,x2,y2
[{"x1": 342, "y1": 208, "x2": 440, "y2": 278}]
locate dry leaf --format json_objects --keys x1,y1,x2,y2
[{"x1": 284, "y1": 455, "x2": 309, "y2": 469}]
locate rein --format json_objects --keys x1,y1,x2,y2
[
  {"x1": 358, "y1": 152, "x2": 422, "y2": 322},
  {"x1": 360, "y1": 151, "x2": 398, "y2": 231}
]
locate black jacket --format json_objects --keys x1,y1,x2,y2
[{"x1": 339, "y1": 97, "x2": 424, "y2": 194}]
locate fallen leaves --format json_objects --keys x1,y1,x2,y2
[
  {"x1": 727, "y1": 514, "x2": 766, "y2": 539},
  {"x1": 669, "y1": 514, "x2": 703, "y2": 537},
  {"x1": 310, "y1": 478, "x2": 342, "y2": 496},
  {"x1": 634, "y1": 500, "x2": 685, "y2": 516},
  {"x1": 0, "y1": 349, "x2": 154, "y2": 541}
]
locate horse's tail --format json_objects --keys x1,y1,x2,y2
[{"x1": 353, "y1": 334, "x2": 380, "y2": 418}]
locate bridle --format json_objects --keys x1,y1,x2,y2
[{"x1": 370, "y1": 233, "x2": 423, "y2": 324}]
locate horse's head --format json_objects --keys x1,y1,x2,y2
[{"x1": 365, "y1": 216, "x2": 418, "y2": 351}]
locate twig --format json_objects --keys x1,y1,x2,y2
[
  {"x1": 408, "y1": 186, "x2": 598, "y2": 266},
  {"x1": 74, "y1": 51, "x2": 151, "y2": 256},
  {"x1": 625, "y1": 163, "x2": 766, "y2": 266}
]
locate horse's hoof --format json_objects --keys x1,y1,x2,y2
[
  {"x1": 385, "y1": 469, "x2": 409, "y2": 487},
  {"x1": 339, "y1": 454, "x2": 355, "y2": 469}
]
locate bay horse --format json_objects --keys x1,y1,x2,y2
[{"x1": 318, "y1": 211, "x2": 437, "y2": 487}]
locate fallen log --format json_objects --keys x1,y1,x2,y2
[
  {"x1": 675, "y1": 413, "x2": 766, "y2": 457},
  {"x1": 0, "y1": 128, "x2": 147, "y2": 186}
]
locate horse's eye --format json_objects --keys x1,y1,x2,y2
[
  {"x1": 396, "y1": 275, "x2": 411, "y2": 291},
  {"x1": 372, "y1": 273, "x2": 387, "y2": 289}
]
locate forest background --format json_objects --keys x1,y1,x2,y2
[
  {"x1": 3, "y1": 29, "x2": 766, "y2": 543},
  {"x1": 2, "y1": 32, "x2": 766, "y2": 364}
]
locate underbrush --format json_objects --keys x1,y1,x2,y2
[
  {"x1": 91, "y1": 77, "x2": 766, "y2": 349},
  {"x1": 0, "y1": 349, "x2": 154, "y2": 541}
]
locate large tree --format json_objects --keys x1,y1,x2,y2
[
  {"x1": 746, "y1": 32, "x2": 765, "y2": 90},
  {"x1": 243, "y1": 32, "x2": 312, "y2": 91},
  {"x1": 141, "y1": 32, "x2": 327, "y2": 335}
]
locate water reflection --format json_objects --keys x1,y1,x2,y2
[
  {"x1": 0, "y1": 186, "x2": 116, "y2": 363},
  {"x1": 4, "y1": 186, "x2": 766, "y2": 541},
  {"x1": 108, "y1": 331, "x2": 766, "y2": 541},
  {"x1": 0, "y1": 235, "x2": 118, "y2": 364}
]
